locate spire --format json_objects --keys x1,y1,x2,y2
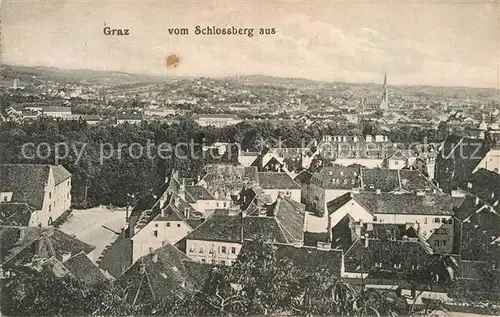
[
  {"x1": 383, "y1": 73, "x2": 387, "y2": 88},
  {"x1": 379, "y1": 73, "x2": 389, "y2": 110}
]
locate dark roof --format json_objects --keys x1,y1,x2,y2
[
  {"x1": 0, "y1": 203, "x2": 35, "y2": 226},
  {"x1": 63, "y1": 251, "x2": 109, "y2": 285},
  {"x1": 42, "y1": 106, "x2": 72, "y2": 113},
  {"x1": 344, "y1": 238, "x2": 434, "y2": 273},
  {"x1": 116, "y1": 113, "x2": 143, "y2": 120},
  {"x1": 0, "y1": 164, "x2": 50, "y2": 209},
  {"x1": 274, "y1": 244, "x2": 343, "y2": 277},
  {"x1": 187, "y1": 197, "x2": 305, "y2": 244},
  {"x1": 310, "y1": 165, "x2": 361, "y2": 189},
  {"x1": 257, "y1": 172, "x2": 301, "y2": 189},
  {"x1": 294, "y1": 170, "x2": 313, "y2": 185},
  {"x1": 116, "y1": 243, "x2": 196, "y2": 303},
  {"x1": 462, "y1": 168, "x2": 500, "y2": 210},
  {"x1": 52, "y1": 165, "x2": 72, "y2": 185},
  {"x1": 353, "y1": 192, "x2": 463, "y2": 216},
  {"x1": 436, "y1": 135, "x2": 488, "y2": 191},
  {"x1": 2, "y1": 226, "x2": 95, "y2": 267},
  {"x1": 184, "y1": 185, "x2": 215, "y2": 203},
  {"x1": 327, "y1": 192, "x2": 358, "y2": 216}
]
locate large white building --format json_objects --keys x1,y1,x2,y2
[
  {"x1": 0, "y1": 164, "x2": 72, "y2": 226},
  {"x1": 195, "y1": 114, "x2": 242, "y2": 127}
]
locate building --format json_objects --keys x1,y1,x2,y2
[
  {"x1": 256, "y1": 172, "x2": 301, "y2": 202},
  {"x1": 435, "y1": 135, "x2": 489, "y2": 193},
  {"x1": 238, "y1": 150, "x2": 260, "y2": 167},
  {"x1": 326, "y1": 192, "x2": 463, "y2": 254},
  {"x1": 195, "y1": 114, "x2": 242, "y2": 127},
  {"x1": 79, "y1": 115, "x2": 101, "y2": 125},
  {"x1": 183, "y1": 193, "x2": 306, "y2": 265},
  {"x1": 0, "y1": 226, "x2": 97, "y2": 278},
  {"x1": 129, "y1": 174, "x2": 206, "y2": 263},
  {"x1": 41, "y1": 106, "x2": 73, "y2": 118},
  {"x1": 0, "y1": 164, "x2": 72, "y2": 226},
  {"x1": 115, "y1": 243, "x2": 209, "y2": 305},
  {"x1": 197, "y1": 164, "x2": 259, "y2": 199},
  {"x1": 116, "y1": 113, "x2": 143, "y2": 125}
]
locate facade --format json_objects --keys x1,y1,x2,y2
[
  {"x1": 195, "y1": 114, "x2": 242, "y2": 127},
  {"x1": 0, "y1": 164, "x2": 72, "y2": 227},
  {"x1": 326, "y1": 192, "x2": 462, "y2": 254},
  {"x1": 42, "y1": 106, "x2": 72, "y2": 118}
]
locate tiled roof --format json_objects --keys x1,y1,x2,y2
[
  {"x1": 361, "y1": 168, "x2": 399, "y2": 192},
  {"x1": 327, "y1": 192, "x2": 357, "y2": 216},
  {"x1": 398, "y1": 170, "x2": 439, "y2": 193},
  {"x1": 63, "y1": 251, "x2": 109, "y2": 285},
  {"x1": 116, "y1": 243, "x2": 196, "y2": 303},
  {"x1": 116, "y1": 113, "x2": 143, "y2": 120},
  {"x1": 52, "y1": 165, "x2": 72, "y2": 185},
  {"x1": 344, "y1": 238, "x2": 434, "y2": 273},
  {"x1": 353, "y1": 192, "x2": 463, "y2": 216},
  {"x1": 257, "y1": 172, "x2": 301, "y2": 189},
  {"x1": 186, "y1": 197, "x2": 305, "y2": 245},
  {"x1": 1, "y1": 226, "x2": 95, "y2": 267},
  {"x1": 309, "y1": 165, "x2": 361, "y2": 189},
  {"x1": 0, "y1": 164, "x2": 51, "y2": 209},
  {"x1": 42, "y1": 106, "x2": 72, "y2": 113},
  {"x1": 0, "y1": 203, "x2": 35, "y2": 226},
  {"x1": 436, "y1": 135, "x2": 488, "y2": 191},
  {"x1": 185, "y1": 185, "x2": 215, "y2": 203},
  {"x1": 294, "y1": 170, "x2": 313, "y2": 186},
  {"x1": 462, "y1": 168, "x2": 500, "y2": 210},
  {"x1": 274, "y1": 244, "x2": 343, "y2": 277}
]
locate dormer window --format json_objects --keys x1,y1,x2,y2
[
  {"x1": 375, "y1": 262, "x2": 382, "y2": 268},
  {"x1": 0, "y1": 192, "x2": 13, "y2": 202},
  {"x1": 394, "y1": 263, "x2": 402, "y2": 269}
]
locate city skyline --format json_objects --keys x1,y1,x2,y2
[{"x1": 2, "y1": 0, "x2": 499, "y2": 88}]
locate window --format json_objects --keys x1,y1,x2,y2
[
  {"x1": 375, "y1": 262, "x2": 382, "y2": 268},
  {"x1": 216, "y1": 202, "x2": 220, "y2": 208},
  {"x1": 434, "y1": 240, "x2": 440, "y2": 246},
  {"x1": 149, "y1": 247, "x2": 153, "y2": 253},
  {"x1": 441, "y1": 229, "x2": 448, "y2": 235},
  {"x1": 49, "y1": 205, "x2": 51, "y2": 212},
  {"x1": 434, "y1": 218, "x2": 440, "y2": 223},
  {"x1": 211, "y1": 260, "x2": 216, "y2": 264},
  {"x1": 424, "y1": 218, "x2": 428, "y2": 224},
  {"x1": 221, "y1": 246, "x2": 227, "y2": 254},
  {"x1": 394, "y1": 263, "x2": 402, "y2": 269},
  {"x1": 223, "y1": 202, "x2": 227, "y2": 207},
  {"x1": 221, "y1": 260, "x2": 226, "y2": 265},
  {"x1": 3, "y1": 196, "x2": 7, "y2": 202},
  {"x1": 49, "y1": 192, "x2": 51, "y2": 199},
  {"x1": 153, "y1": 230, "x2": 158, "y2": 237},
  {"x1": 201, "y1": 259, "x2": 206, "y2": 263},
  {"x1": 442, "y1": 240, "x2": 447, "y2": 246},
  {"x1": 67, "y1": 193, "x2": 69, "y2": 199},
  {"x1": 448, "y1": 219, "x2": 453, "y2": 224},
  {"x1": 441, "y1": 218, "x2": 447, "y2": 223},
  {"x1": 199, "y1": 246, "x2": 205, "y2": 253},
  {"x1": 189, "y1": 245, "x2": 195, "y2": 252},
  {"x1": 177, "y1": 223, "x2": 181, "y2": 228},
  {"x1": 155, "y1": 223, "x2": 159, "y2": 227},
  {"x1": 231, "y1": 247, "x2": 236, "y2": 254},
  {"x1": 166, "y1": 222, "x2": 170, "y2": 227}
]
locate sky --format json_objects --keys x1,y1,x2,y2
[{"x1": 2, "y1": 0, "x2": 499, "y2": 88}]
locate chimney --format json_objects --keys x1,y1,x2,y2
[
  {"x1": 61, "y1": 251, "x2": 72, "y2": 263},
  {"x1": 364, "y1": 236, "x2": 369, "y2": 248},
  {"x1": 152, "y1": 253, "x2": 158, "y2": 263},
  {"x1": 476, "y1": 197, "x2": 480, "y2": 206},
  {"x1": 178, "y1": 180, "x2": 186, "y2": 201},
  {"x1": 139, "y1": 262, "x2": 146, "y2": 274},
  {"x1": 184, "y1": 207, "x2": 189, "y2": 218}
]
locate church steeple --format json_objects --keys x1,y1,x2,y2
[{"x1": 379, "y1": 73, "x2": 389, "y2": 110}]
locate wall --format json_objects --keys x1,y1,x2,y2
[
  {"x1": 192, "y1": 199, "x2": 232, "y2": 217},
  {"x1": 329, "y1": 199, "x2": 374, "y2": 231},
  {"x1": 473, "y1": 150, "x2": 500, "y2": 173},
  {"x1": 186, "y1": 239, "x2": 242, "y2": 265},
  {"x1": 40, "y1": 171, "x2": 70, "y2": 226}
]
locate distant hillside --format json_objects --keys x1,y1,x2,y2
[{"x1": 1, "y1": 65, "x2": 168, "y2": 86}]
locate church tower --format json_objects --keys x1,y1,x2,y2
[{"x1": 379, "y1": 73, "x2": 389, "y2": 110}]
